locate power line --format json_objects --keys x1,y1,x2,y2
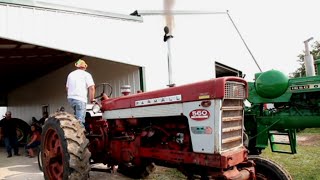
[
  {"x1": 226, "y1": 10, "x2": 262, "y2": 72},
  {"x1": 132, "y1": 10, "x2": 263, "y2": 72}
]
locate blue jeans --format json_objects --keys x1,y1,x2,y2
[
  {"x1": 4, "y1": 136, "x2": 19, "y2": 155},
  {"x1": 25, "y1": 141, "x2": 41, "y2": 149},
  {"x1": 68, "y1": 98, "x2": 86, "y2": 123}
]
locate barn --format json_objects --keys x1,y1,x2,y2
[{"x1": 0, "y1": 1, "x2": 145, "y2": 123}]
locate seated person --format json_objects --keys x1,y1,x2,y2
[{"x1": 25, "y1": 124, "x2": 41, "y2": 157}]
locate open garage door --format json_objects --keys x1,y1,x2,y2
[
  {"x1": 214, "y1": 61, "x2": 243, "y2": 78},
  {"x1": 0, "y1": 38, "x2": 82, "y2": 97}
]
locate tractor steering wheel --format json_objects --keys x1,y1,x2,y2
[{"x1": 95, "y1": 83, "x2": 113, "y2": 99}]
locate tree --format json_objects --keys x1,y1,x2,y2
[{"x1": 291, "y1": 41, "x2": 320, "y2": 78}]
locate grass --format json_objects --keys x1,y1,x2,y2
[
  {"x1": 261, "y1": 128, "x2": 320, "y2": 180},
  {"x1": 148, "y1": 167, "x2": 185, "y2": 180}
]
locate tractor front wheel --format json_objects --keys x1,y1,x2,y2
[
  {"x1": 38, "y1": 148, "x2": 43, "y2": 172},
  {"x1": 249, "y1": 155, "x2": 293, "y2": 180},
  {"x1": 41, "y1": 112, "x2": 91, "y2": 180}
]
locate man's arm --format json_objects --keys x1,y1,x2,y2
[{"x1": 88, "y1": 85, "x2": 95, "y2": 103}]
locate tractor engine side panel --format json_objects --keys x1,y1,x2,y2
[
  {"x1": 183, "y1": 98, "x2": 244, "y2": 154},
  {"x1": 104, "y1": 100, "x2": 217, "y2": 154},
  {"x1": 182, "y1": 100, "x2": 217, "y2": 154},
  {"x1": 184, "y1": 81, "x2": 246, "y2": 154}
]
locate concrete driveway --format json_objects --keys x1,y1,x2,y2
[
  {"x1": 0, "y1": 147, "x2": 130, "y2": 180},
  {"x1": 0, "y1": 147, "x2": 43, "y2": 180}
]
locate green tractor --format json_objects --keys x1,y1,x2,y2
[{"x1": 244, "y1": 39, "x2": 320, "y2": 179}]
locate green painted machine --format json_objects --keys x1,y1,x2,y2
[{"x1": 245, "y1": 39, "x2": 320, "y2": 155}]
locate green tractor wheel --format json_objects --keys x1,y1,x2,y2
[{"x1": 249, "y1": 155, "x2": 292, "y2": 180}]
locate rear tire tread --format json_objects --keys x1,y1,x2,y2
[{"x1": 42, "y1": 112, "x2": 91, "y2": 180}]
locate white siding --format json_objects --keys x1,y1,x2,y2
[
  {"x1": 0, "y1": 3, "x2": 143, "y2": 65},
  {"x1": 8, "y1": 57, "x2": 142, "y2": 123},
  {"x1": 0, "y1": 107, "x2": 7, "y2": 117}
]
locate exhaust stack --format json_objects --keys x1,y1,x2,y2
[
  {"x1": 164, "y1": 26, "x2": 175, "y2": 87},
  {"x1": 304, "y1": 37, "x2": 315, "y2": 76}
]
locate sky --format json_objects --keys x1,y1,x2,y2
[{"x1": 40, "y1": 0, "x2": 320, "y2": 90}]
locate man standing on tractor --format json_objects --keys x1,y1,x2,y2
[
  {"x1": 66, "y1": 59, "x2": 95, "y2": 128},
  {"x1": 0, "y1": 111, "x2": 20, "y2": 157}
]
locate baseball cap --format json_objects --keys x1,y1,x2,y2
[{"x1": 75, "y1": 59, "x2": 88, "y2": 68}]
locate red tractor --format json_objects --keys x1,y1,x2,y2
[{"x1": 40, "y1": 77, "x2": 290, "y2": 180}]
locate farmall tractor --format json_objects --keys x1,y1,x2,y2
[
  {"x1": 41, "y1": 56, "x2": 320, "y2": 180},
  {"x1": 39, "y1": 27, "x2": 296, "y2": 180},
  {"x1": 41, "y1": 77, "x2": 268, "y2": 180}
]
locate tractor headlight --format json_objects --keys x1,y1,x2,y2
[{"x1": 92, "y1": 104, "x2": 101, "y2": 114}]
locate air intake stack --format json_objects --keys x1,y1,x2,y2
[{"x1": 304, "y1": 37, "x2": 316, "y2": 76}]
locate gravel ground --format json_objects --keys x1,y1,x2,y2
[{"x1": 272, "y1": 134, "x2": 320, "y2": 146}]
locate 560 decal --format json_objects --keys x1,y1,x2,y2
[{"x1": 189, "y1": 109, "x2": 210, "y2": 121}]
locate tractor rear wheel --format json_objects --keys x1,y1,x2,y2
[
  {"x1": 249, "y1": 155, "x2": 293, "y2": 180},
  {"x1": 41, "y1": 112, "x2": 91, "y2": 180},
  {"x1": 15, "y1": 118, "x2": 31, "y2": 145}
]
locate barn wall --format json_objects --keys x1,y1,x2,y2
[{"x1": 8, "y1": 57, "x2": 142, "y2": 123}]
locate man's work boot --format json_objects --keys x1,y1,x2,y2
[{"x1": 7, "y1": 153, "x2": 12, "y2": 158}]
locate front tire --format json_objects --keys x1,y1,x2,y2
[
  {"x1": 249, "y1": 155, "x2": 293, "y2": 180},
  {"x1": 41, "y1": 112, "x2": 91, "y2": 180},
  {"x1": 38, "y1": 149, "x2": 43, "y2": 172}
]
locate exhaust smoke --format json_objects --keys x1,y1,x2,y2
[{"x1": 163, "y1": 0, "x2": 175, "y2": 34}]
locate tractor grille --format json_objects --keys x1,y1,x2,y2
[
  {"x1": 224, "y1": 81, "x2": 246, "y2": 99},
  {"x1": 221, "y1": 81, "x2": 245, "y2": 151}
]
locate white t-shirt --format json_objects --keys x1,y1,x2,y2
[{"x1": 66, "y1": 69, "x2": 95, "y2": 103}]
